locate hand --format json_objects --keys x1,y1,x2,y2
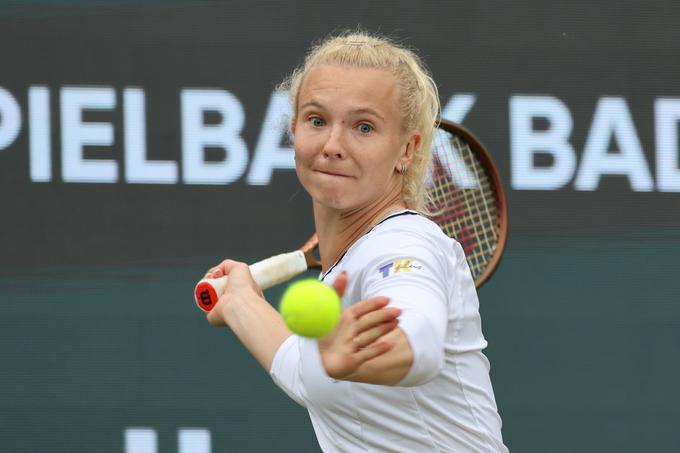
[
  {"x1": 203, "y1": 260, "x2": 263, "y2": 327},
  {"x1": 318, "y1": 272, "x2": 402, "y2": 381}
]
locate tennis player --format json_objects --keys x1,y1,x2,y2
[{"x1": 204, "y1": 31, "x2": 508, "y2": 452}]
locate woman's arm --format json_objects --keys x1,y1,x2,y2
[
  {"x1": 204, "y1": 261, "x2": 402, "y2": 374},
  {"x1": 205, "y1": 260, "x2": 292, "y2": 371}
]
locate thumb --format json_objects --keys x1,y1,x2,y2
[{"x1": 331, "y1": 271, "x2": 348, "y2": 298}]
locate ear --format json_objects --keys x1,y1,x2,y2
[
  {"x1": 396, "y1": 131, "x2": 421, "y2": 172},
  {"x1": 290, "y1": 117, "x2": 297, "y2": 135}
]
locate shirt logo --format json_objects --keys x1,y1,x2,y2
[{"x1": 378, "y1": 260, "x2": 423, "y2": 278}]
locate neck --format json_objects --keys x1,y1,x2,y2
[{"x1": 314, "y1": 191, "x2": 407, "y2": 272}]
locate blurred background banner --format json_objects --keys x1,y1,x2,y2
[{"x1": 1, "y1": 1, "x2": 679, "y2": 452}]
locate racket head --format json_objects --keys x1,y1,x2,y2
[{"x1": 426, "y1": 119, "x2": 508, "y2": 288}]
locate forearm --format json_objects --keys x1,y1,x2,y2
[{"x1": 222, "y1": 290, "x2": 292, "y2": 372}]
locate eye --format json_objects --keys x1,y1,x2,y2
[
  {"x1": 310, "y1": 117, "x2": 325, "y2": 127},
  {"x1": 357, "y1": 123, "x2": 373, "y2": 134}
]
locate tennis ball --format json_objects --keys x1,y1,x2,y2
[{"x1": 279, "y1": 278, "x2": 341, "y2": 338}]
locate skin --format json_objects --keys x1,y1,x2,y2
[{"x1": 206, "y1": 65, "x2": 422, "y2": 385}]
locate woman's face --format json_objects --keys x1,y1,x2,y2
[{"x1": 292, "y1": 64, "x2": 418, "y2": 211}]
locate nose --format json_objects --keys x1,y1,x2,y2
[{"x1": 322, "y1": 125, "x2": 346, "y2": 159}]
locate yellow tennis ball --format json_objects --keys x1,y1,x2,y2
[{"x1": 279, "y1": 279, "x2": 341, "y2": 338}]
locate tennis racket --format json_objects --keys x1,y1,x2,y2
[{"x1": 194, "y1": 119, "x2": 508, "y2": 312}]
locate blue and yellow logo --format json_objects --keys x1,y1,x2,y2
[{"x1": 378, "y1": 260, "x2": 423, "y2": 278}]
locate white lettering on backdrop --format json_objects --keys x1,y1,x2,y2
[{"x1": 0, "y1": 85, "x2": 678, "y2": 192}]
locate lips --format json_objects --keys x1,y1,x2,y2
[{"x1": 315, "y1": 168, "x2": 352, "y2": 178}]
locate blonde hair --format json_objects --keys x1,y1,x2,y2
[{"x1": 280, "y1": 31, "x2": 441, "y2": 212}]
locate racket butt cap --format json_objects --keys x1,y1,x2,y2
[{"x1": 195, "y1": 281, "x2": 219, "y2": 312}]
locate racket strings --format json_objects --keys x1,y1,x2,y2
[
  {"x1": 426, "y1": 130, "x2": 500, "y2": 281},
  {"x1": 458, "y1": 135, "x2": 497, "y2": 268}
]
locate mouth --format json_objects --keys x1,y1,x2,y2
[{"x1": 315, "y1": 169, "x2": 351, "y2": 178}]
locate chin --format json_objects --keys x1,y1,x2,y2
[
  {"x1": 317, "y1": 195, "x2": 347, "y2": 210},
  {"x1": 311, "y1": 190, "x2": 355, "y2": 210}
]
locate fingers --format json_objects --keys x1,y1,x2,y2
[
  {"x1": 356, "y1": 306, "x2": 401, "y2": 328},
  {"x1": 349, "y1": 299, "x2": 400, "y2": 334},
  {"x1": 349, "y1": 296, "x2": 391, "y2": 319},
  {"x1": 204, "y1": 259, "x2": 244, "y2": 279},
  {"x1": 331, "y1": 271, "x2": 348, "y2": 298},
  {"x1": 317, "y1": 295, "x2": 403, "y2": 380},
  {"x1": 340, "y1": 299, "x2": 401, "y2": 351},
  {"x1": 353, "y1": 340, "x2": 394, "y2": 364},
  {"x1": 351, "y1": 304, "x2": 401, "y2": 347},
  {"x1": 353, "y1": 319, "x2": 399, "y2": 349},
  {"x1": 205, "y1": 304, "x2": 225, "y2": 327},
  {"x1": 338, "y1": 296, "x2": 401, "y2": 345}
]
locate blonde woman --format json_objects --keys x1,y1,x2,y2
[{"x1": 205, "y1": 31, "x2": 508, "y2": 452}]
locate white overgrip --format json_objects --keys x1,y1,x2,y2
[
  {"x1": 250, "y1": 250, "x2": 309, "y2": 289},
  {"x1": 194, "y1": 250, "x2": 309, "y2": 310}
]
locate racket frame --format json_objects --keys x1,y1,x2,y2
[{"x1": 436, "y1": 119, "x2": 508, "y2": 288}]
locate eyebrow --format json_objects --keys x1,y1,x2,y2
[
  {"x1": 298, "y1": 100, "x2": 386, "y2": 122},
  {"x1": 298, "y1": 100, "x2": 324, "y2": 111},
  {"x1": 351, "y1": 108, "x2": 385, "y2": 122}
]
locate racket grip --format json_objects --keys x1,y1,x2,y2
[{"x1": 194, "y1": 250, "x2": 309, "y2": 312}]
